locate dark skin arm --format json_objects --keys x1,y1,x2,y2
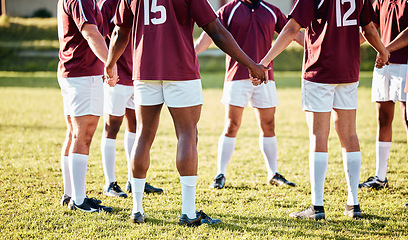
[
  {"x1": 104, "y1": 25, "x2": 131, "y2": 81},
  {"x1": 201, "y1": 19, "x2": 269, "y2": 81}
]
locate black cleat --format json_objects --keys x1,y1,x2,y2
[
  {"x1": 125, "y1": 181, "x2": 131, "y2": 193},
  {"x1": 405, "y1": 203, "x2": 408, "y2": 207},
  {"x1": 270, "y1": 172, "x2": 295, "y2": 187},
  {"x1": 344, "y1": 204, "x2": 363, "y2": 218},
  {"x1": 210, "y1": 174, "x2": 226, "y2": 189},
  {"x1": 104, "y1": 182, "x2": 128, "y2": 198},
  {"x1": 359, "y1": 176, "x2": 388, "y2": 190},
  {"x1": 200, "y1": 211, "x2": 222, "y2": 225},
  {"x1": 130, "y1": 212, "x2": 146, "y2": 224},
  {"x1": 289, "y1": 205, "x2": 325, "y2": 220},
  {"x1": 144, "y1": 183, "x2": 163, "y2": 194},
  {"x1": 178, "y1": 212, "x2": 203, "y2": 227},
  {"x1": 68, "y1": 197, "x2": 113, "y2": 213},
  {"x1": 60, "y1": 194, "x2": 71, "y2": 206}
]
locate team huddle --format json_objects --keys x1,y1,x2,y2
[{"x1": 57, "y1": 0, "x2": 408, "y2": 225}]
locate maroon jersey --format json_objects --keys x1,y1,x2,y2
[
  {"x1": 57, "y1": 0, "x2": 106, "y2": 78},
  {"x1": 373, "y1": 0, "x2": 408, "y2": 64},
  {"x1": 290, "y1": 0, "x2": 374, "y2": 84},
  {"x1": 218, "y1": 0, "x2": 288, "y2": 82},
  {"x1": 115, "y1": 0, "x2": 217, "y2": 81},
  {"x1": 98, "y1": 0, "x2": 133, "y2": 86}
]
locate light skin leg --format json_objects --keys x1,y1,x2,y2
[
  {"x1": 223, "y1": 104, "x2": 244, "y2": 138},
  {"x1": 62, "y1": 115, "x2": 73, "y2": 156},
  {"x1": 332, "y1": 109, "x2": 360, "y2": 152},
  {"x1": 305, "y1": 111, "x2": 331, "y2": 152},
  {"x1": 168, "y1": 105, "x2": 202, "y2": 176},
  {"x1": 254, "y1": 107, "x2": 276, "y2": 137},
  {"x1": 70, "y1": 115, "x2": 100, "y2": 155}
]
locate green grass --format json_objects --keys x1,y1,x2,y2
[{"x1": 1, "y1": 71, "x2": 408, "y2": 239}]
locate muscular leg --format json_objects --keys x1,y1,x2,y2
[
  {"x1": 101, "y1": 114, "x2": 124, "y2": 186},
  {"x1": 168, "y1": 105, "x2": 201, "y2": 218},
  {"x1": 375, "y1": 101, "x2": 394, "y2": 181},
  {"x1": 254, "y1": 107, "x2": 278, "y2": 180},
  {"x1": 305, "y1": 111, "x2": 331, "y2": 206},
  {"x1": 61, "y1": 115, "x2": 73, "y2": 198},
  {"x1": 69, "y1": 115, "x2": 100, "y2": 205},
  {"x1": 333, "y1": 109, "x2": 361, "y2": 205},
  {"x1": 216, "y1": 105, "x2": 244, "y2": 176},
  {"x1": 398, "y1": 101, "x2": 408, "y2": 145}
]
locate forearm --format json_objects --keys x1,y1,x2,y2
[
  {"x1": 82, "y1": 24, "x2": 109, "y2": 63},
  {"x1": 362, "y1": 23, "x2": 387, "y2": 55},
  {"x1": 386, "y1": 28, "x2": 408, "y2": 52},
  {"x1": 106, "y1": 26, "x2": 131, "y2": 69},
  {"x1": 294, "y1": 31, "x2": 304, "y2": 47},
  {"x1": 260, "y1": 18, "x2": 301, "y2": 66},
  {"x1": 194, "y1": 32, "x2": 213, "y2": 55}
]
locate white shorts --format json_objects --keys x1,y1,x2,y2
[
  {"x1": 302, "y1": 79, "x2": 359, "y2": 112},
  {"x1": 104, "y1": 84, "x2": 135, "y2": 116},
  {"x1": 133, "y1": 79, "x2": 203, "y2": 107},
  {"x1": 371, "y1": 64, "x2": 407, "y2": 102},
  {"x1": 58, "y1": 75, "x2": 104, "y2": 117},
  {"x1": 221, "y1": 80, "x2": 278, "y2": 108}
]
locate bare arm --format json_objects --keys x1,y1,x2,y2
[
  {"x1": 201, "y1": 19, "x2": 268, "y2": 81},
  {"x1": 194, "y1": 32, "x2": 213, "y2": 55},
  {"x1": 293, "y1": 31, "x2": 304, "y2": 47},
  {"x1": 260, "y1": 18, "x2": 302, "y2": 67},
  {"x1": 104, "y1": 25, "x2": 131, "y2": 83},
  {"x1": 81, "y1": 23, "x2": 109, "y2": 64},
  {"x1": 361, "y1": 22, "x2": 389, "y2": 67},
  {"x1": 386, "y1": 27, "x2": 408, "y2": 52}
]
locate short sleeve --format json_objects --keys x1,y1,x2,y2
[
  {"x1": 359, "y1": 0, "x2": 375, "y2": 27},
  {"x1": 288, "y1": 0, "x2": 316, "y2": 28},
  {"x1": 114, "y1": 0, "x2": 133, "y2": 29},
  {"x1": 189, "y1": 0, "x2": 217, "y2": 27},
  {"x1": 274, "y1": 8, "x2": 289, "y2": 33},
  {"x1": 69, "y1": 0, "x2": 98, "y2": 31}
]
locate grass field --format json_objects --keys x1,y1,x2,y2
[{"x1": 0, "y1": 71, "x2": 407, "y2": 239}]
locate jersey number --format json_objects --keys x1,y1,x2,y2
[
  {"x1": 336, "y1": 0, "x2": 357, "y2": 27},
  {"x1": 144, "y1": 0, "x2": 167, "y2": 25}
]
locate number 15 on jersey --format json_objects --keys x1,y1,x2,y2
[{"x1": 144, "y1": 0, "x2": 167, "y2": 25}]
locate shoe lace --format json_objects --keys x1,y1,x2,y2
[
  {"x1": 198, "y1": 210, "x2": 211, "y2": 221},
  {"x1": 111, "y1": 182, "x2": 123, "y2": 192}
]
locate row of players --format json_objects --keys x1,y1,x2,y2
[{"x1": 57, "y1": 0, "x2": 408, "y2": 225}]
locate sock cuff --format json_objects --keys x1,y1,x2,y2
[
  {"x1": 310, "y1": 152, "x2": 328, "y2": 159},
  {"x1": 342, "y1": 151, "x2": 361, "y2": 160},
  {"x1": 70, "y1": 153, "x2": 89, "y2": 161},
  {"x1": 131, "y1": 178, "x2": 146, "y2": 192},
  {"x1": 101, "y1": 137, "x2": 116, "y2": 145},
  {"x1": 220, "y1": 135, "x2": 236, "y2": 144},
  {"x1": 125, "y1": 129, "x2": 136, "y2": 138},
  {"x1": 376, "y1": 141, "x2": 392, "y2": 147},
  {"x1": 180, "y1": 176, "x2": 197, "y2": 187},
  {"x1": 259, "y1": 135, "x2": 277, "y2": 142}
]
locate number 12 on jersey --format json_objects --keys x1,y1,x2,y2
[
  {"x1": 336, "y1": 0, "x2": 357, "y2": 27},
  {"x1": 144, "y1": 0, "x2": 167, "y2": 25}
]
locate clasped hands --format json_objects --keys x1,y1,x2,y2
[{"x1": 103, "y1": 64, "x2": 119, "y2": 87}]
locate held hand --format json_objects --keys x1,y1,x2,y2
[
  {"x1": 249, "y1": 64, "x2": 270, "y2": 85},
  {"x1": 104, "y1": 64, "x2": 119, "y2": 87},
  {"x1": 375, "y1": 50, "x2": 390, "y2": 69}
]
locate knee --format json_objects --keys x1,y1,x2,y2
[
  {"x1": 104, "y1": 120, "x2": 122, "y2": 138},
  {"x1": 225, "y1": 120, "x2": 241, "y2": 136},
  {"x1": 260, "y1": 120, "x2": 275, "y2": 136},
  {"x1": 378, "y1": 112, "x2": 393, "y2": 128}
]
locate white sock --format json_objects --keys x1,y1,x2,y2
[
  {"x1": 217, "y1": 135, "x2": 236, "y2": 176},
  {"x1": 61, "y1": 155, "x2": 72, "y2": 196},
  {"x1": 259, "y1": 135, "x2": 278, "y2": 180},
  {"x1": 180, "y1": 176, "x2": 197, "y2": 219},
  {"x1": 343, "y1": 151, "x2": 361, "y2": 206},
  {"x1": 131, "y1": 178, "x2": 146, "y2": 215},
  {"x1": 124, "y1": 129, "x2": 136, "y2": 182},
  {"x1": 310, "y1": 152, "x2": 328, "y2": 206},
  {"x1": 101, "y1": 137, "x2": 116, "y2": 186},
  {"x1": 69, "y1": 153, "x2": 89, "y2": 205},
  {"x1": 375, "y1": 141, "x2": 391, "y2": 181}
]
